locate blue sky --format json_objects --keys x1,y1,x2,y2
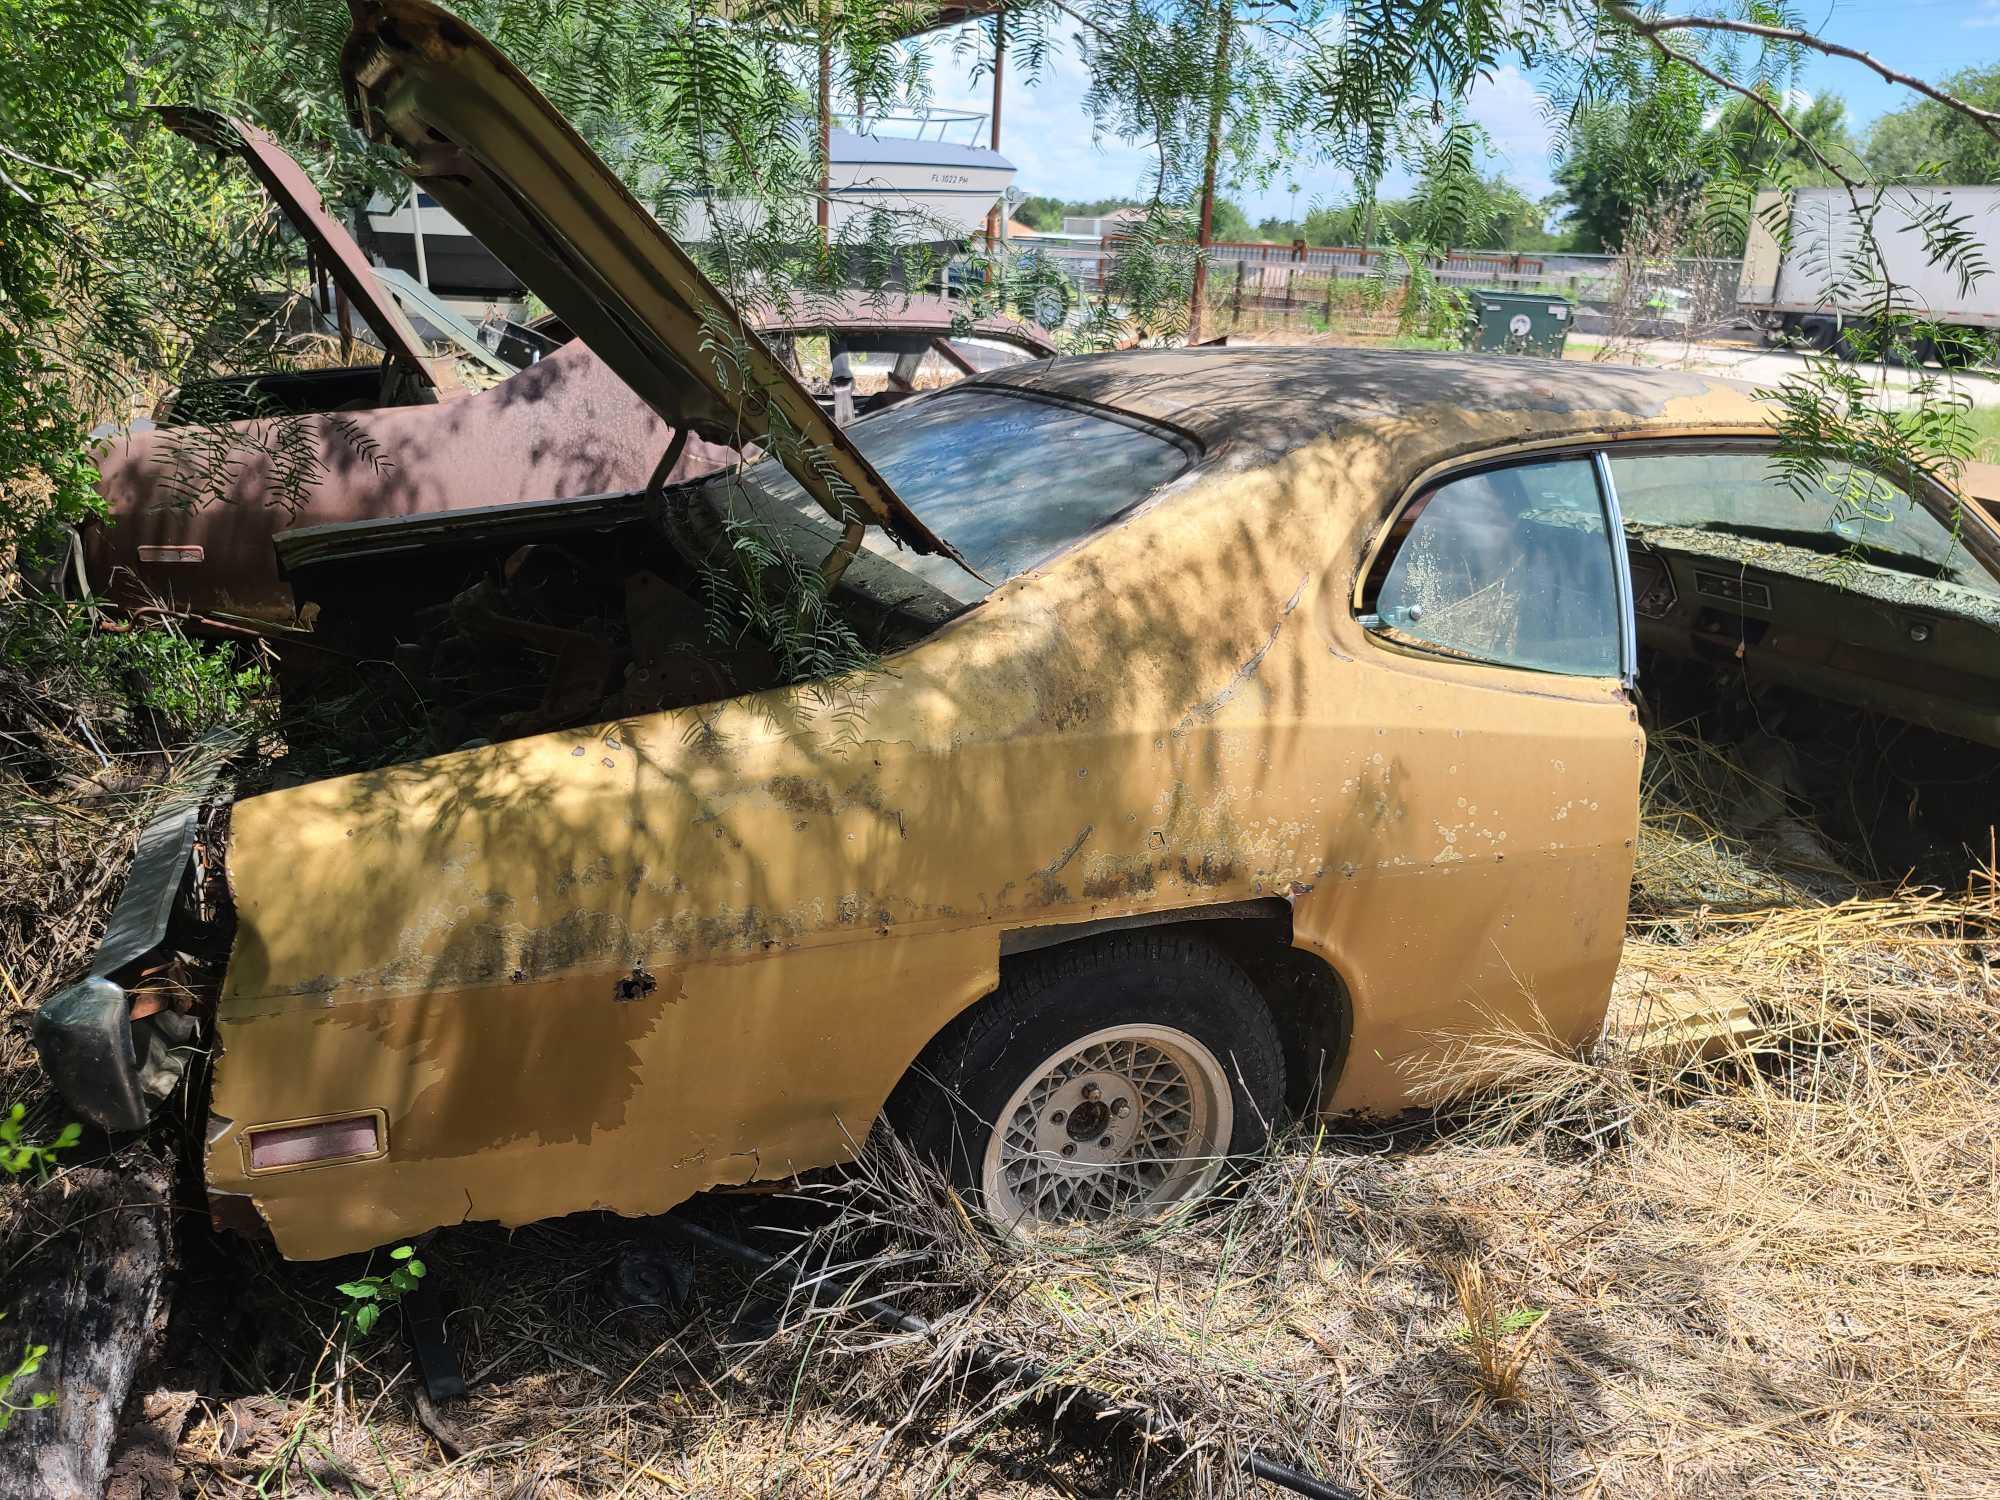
[{"x1": 918, "y1": 2, "x2": 2000, "y2": 221}]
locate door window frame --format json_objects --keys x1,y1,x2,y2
[
  {"x1": 1355, "y1": 446, "x2": 1640, "y2": 688},
  {"x1": 1594, "y1": 450, "x2": 1641, "y2": 688}
]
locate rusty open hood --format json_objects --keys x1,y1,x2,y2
[
  {"x1": 153, "y1": 106, "x2": 448, "y2": 390},
  {"x1": 339, "y1": 0, "x2": 961, "y2": 562}
]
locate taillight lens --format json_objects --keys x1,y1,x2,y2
[{"x1": 244, "y1": 1113, "x2": 383, "y2": 1172}]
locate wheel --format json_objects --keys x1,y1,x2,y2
[
  {"x1": 1798, "y1": 315, "x2": 1839, "y2": 354},
  {"x1": 887, "y1": 932, "x2": 1285, "y2": 1233},
  {"x1": 1933, "y1": 328, "x2": 1996, "y2": 369}
]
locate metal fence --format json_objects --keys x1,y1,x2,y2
[{"x1": 1006, "y1": 235, "x2": 1749, "y2": 336}]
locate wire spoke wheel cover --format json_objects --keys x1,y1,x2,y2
[{"x1": 981, "y1": 1023, "x2": 1233, "y2": 1230}]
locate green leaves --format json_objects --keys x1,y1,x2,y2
[
  {"x1": 3, "y1": 598, "x2": 272, "y2": 741},
  {"x1": 1865, "y1": 63, "x2": 2000, "y2": 185},
  {"x1": 333, "y1": 1243, "x2": 427, "y2": 1340},
  {"x1": 0, "y1": 1103, "x2": 81, "y2": 1180},
  {"x1": 0, "y1": 1317, "x2": 55, "y2": 1432}
]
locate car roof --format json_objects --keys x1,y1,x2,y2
[{"x1": 971, "y1": 346, "x2": 1768, "y2": 458}]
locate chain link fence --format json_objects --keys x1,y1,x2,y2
[{"x1": 1005, "y1": 234, "x2": 1752, "y2": 343}]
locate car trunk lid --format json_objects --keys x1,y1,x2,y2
[{"x1": 339, "y1": 0, "x2": 964, "y2": 565}]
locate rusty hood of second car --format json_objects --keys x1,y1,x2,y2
[{"x1": 339, "y1": 0, "x2": 963, "y2": 564}]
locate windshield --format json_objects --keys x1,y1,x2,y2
[
  {"x1": 727, "y1": 385, "x2": 1196, "y2": 604},
  {"x1": 1609, "y1": 449, "x2": 2000, "y2": 601}
]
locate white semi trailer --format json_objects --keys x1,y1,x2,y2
[{"x1": 1738, "y1": 185, "x2": 2000, "y2": 363}]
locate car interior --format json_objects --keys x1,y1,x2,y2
[
  {"x1": 155, "y1": 358, "x2": 435, "y2": 425},
  {"x1": 1615, "y1": 446, "x2": 2000, "y2": 750}
]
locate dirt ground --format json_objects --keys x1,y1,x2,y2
[{"x1": 4, "y1": 606, "x2": 1998, "y2": 1497}]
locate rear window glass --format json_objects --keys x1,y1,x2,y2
[{"x1": 733, "y1": 386, "x2": 1195, "y2": 603}]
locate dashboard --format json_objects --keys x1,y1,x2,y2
[{"x1": 1625, "y1": 527, "x2": 2000, "y2": 748}]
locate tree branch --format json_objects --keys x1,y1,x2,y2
[
  {"x1": 1603, "y1": 3, "x2": 2000, "y2": 139},
  {"x1": 1600, "y1": 2, "x2": 1858, "y2": 192}
]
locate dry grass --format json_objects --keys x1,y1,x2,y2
[
  {"x1": 161, "y1": 846, "x2": 1995, "y2": 1498},
  {"x1": 698, "y1": 868, "x2": 1998, "y2": 1498}
]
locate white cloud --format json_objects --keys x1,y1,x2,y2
[
  {"x1": 1467, "y1": 64, "x2": 1557, "y2": 198},
  {"x1": 1966, "y1": 0, "x2": 2000, "y2": 28},
  {"x1": 924, "y1": 19, "x2": 1162, "y2": 207}
]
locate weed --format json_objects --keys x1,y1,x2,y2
[
  {"x1": 1, "y1": 596, "x2": 271, "y2": 743},
  {"x1": 1447, "y1": 1258, "x2": 1545, "y2": 1404},
  {"x1": 335, "y1": 1244, "x2": 426, "y2": 1337},
  {"x1": 0, "y1": 1318, "x2": 53, "y2": 1432},
  {"x1": 0, "y1": 1104, "x2": 79, "y2": 1179},
  {"x1": 83, "y1": 614, "x2": 270, "y2": 737}
]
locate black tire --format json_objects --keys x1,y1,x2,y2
[
  {"x1": 886, "y1": 932, "x2": 1285, "y2": 1227},
  {"x1": 1933, "y1": 328, "x2": 1996, "y2": 369},
  {"x1": 1799, "y1": 315, "x2": 1840, "y2": 353}
]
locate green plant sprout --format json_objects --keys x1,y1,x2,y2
[
  {"x1": 0, "y1": 1104, "x2": 81, "y2": 1179},
  {"x1": 335, "y1": 1245, "x2": 426, "y2": 1337},
  {"x1": 0, "y1": 1319, "x2": 54, "y2": 1432}
]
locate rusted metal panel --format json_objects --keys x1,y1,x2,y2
[
  {"x1": 201, "y1": 358, "x2": 1777, "y2": 1260},
  {"x1": 85, "y1": 338, "x2": 720, "y2": 623}
]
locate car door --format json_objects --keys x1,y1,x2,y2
[{"x1": 1299, "y1": 451, "x2": 1643, "y2": 1112}]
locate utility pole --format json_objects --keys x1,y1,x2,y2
[
  {"x1": 984, "y1": 4, "x2": 1006, "y2": 251},
  {"x1": 1187, "y1": 4, "x2": 1233, "y2": 344},
  {"x1": 817, "y1": 2, "x2": 832, "y2": 251}
]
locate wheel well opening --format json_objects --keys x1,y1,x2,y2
[{"x1": 997, "y1": 904, "x2": 1352, "y2": 1117}]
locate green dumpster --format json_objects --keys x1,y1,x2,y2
[{"x1": 1463, "y1": 288, "x2": 1574, "y2": 357}]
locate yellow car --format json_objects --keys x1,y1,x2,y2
[{"x1": 38, "y1": 2, "x2": 2000, "y2": 1259}]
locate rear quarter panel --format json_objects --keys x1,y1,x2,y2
[
  {"x1": 85, "y1": 341, "x2": 682, "y2": 623},
  {"x1": 207, "y1": 389, "x2": 1757, "y2": 1258}
]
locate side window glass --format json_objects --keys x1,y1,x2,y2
[{"x1": 1364, "y1": 458, "x2": 1623, "y2": 677}]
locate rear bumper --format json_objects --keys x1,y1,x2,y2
[{"x1": 34, "y1": 745, "x2": 231, "y2": 1132}]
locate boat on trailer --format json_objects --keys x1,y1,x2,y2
[{"x1": 363, "y1": 108, "x2": 1014, "y2": 299}]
